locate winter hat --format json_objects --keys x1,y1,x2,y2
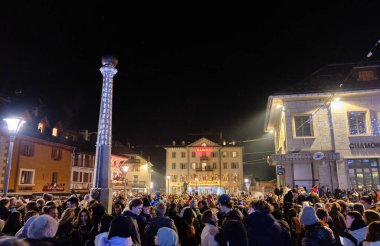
[
  {"x1": 157, "y1": 227, "x2": 178, "y2": 246},
  {"x1": 300, "y1": 206, "x2": 319, "y2": 226},
  {"x1": 27, "y1": 215, "x2": 58, "y2": 239},
  {"x1": 142, "y1": 197, "x2": 151, "y2": 207},
  {"x1": 218, "y1": 194, "x2": 231, "y2": 205},
  {"x1": 16, "y1": 215, "x2": 39, "y2": 239}
]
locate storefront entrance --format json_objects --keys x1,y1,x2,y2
[{"x1": 347, "y1": 158, "x2": 380, "y2": 189}]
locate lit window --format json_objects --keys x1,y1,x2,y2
[
  {"x1": 294, "y1": 115, "x2": 313, "y2": 137},
  {"x1": 222, "y1": 152, "x2": 228, "y2": 158},
  {"x1": 192, "y1": 163, "x2": 196, "y2": 169},
  {"x1": 19, "y1": 169, "x2": 35, "y2": 185},
  {"x1": 38, "y1": 123, "x2": 44, "y2": 133},
  {"x1": 52, "y1": 127, "x2": 58, "y2": 137},
  {"x1": 348, "y1": 112, "x2": 367, "y2": 135},
  {"x1": 232, "y1": 152, "x2": 237, "y2": 158},
  {"x1": 357, "y1": 70, "x2": 376, "y2": 81}
]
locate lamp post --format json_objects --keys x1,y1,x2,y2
[
  {"x1": 3, "y1": 118, "x2": 25, "y2": 197},
  {"x1": 195, "y1": 177, "x2": 199, "y2": 194},
  {"x1": 121, "y1": 165, "x2": 129, "y2": 196},
  {"x1": 166, "y1": 176, "x2": 170, "y2": 194}
]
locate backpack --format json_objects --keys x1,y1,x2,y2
[{"x1": 185, "y1": 221, "x2": 196, "y2": 238}]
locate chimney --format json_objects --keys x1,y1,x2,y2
[{"x1": 172, "y1": 140, "x2": 176, "y2": 146}]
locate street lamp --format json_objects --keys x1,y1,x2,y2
[
  {"x1": 244, "y1": 178, "x2": 251, "y2": 193},
  {"x1": 3, "y1": 117, "x2": 25, "y2": 197},
  {"x1": 166, "y1": 176, "x2": 170, "y2": 194},
  {"x1": 195, "y1": 177, "x2": 199, "y2": 193},
  {"x1": 121, "y1": 165, "x2": 129, "y2": 196}
]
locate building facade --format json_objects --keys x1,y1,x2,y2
[
  {"x1": 165, "y1": 137, "x2": 243, "y2": 195},
  {"x1": 265, "y1": 62, "x2": 380, "y2": 191}
]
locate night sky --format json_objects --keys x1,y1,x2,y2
[{"x1": 2, "y1": 2, "x2": 380, "y2": 187}]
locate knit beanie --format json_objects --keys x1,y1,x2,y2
[
  {"x1": 300, "y1": 206, "x2": 319, "y2": 226},
  {"x1": 157, "y1": 227, "x2": 178, "y2": 246}
]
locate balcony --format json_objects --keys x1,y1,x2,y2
[
  {"x1": 112, "y1": 180, "x2": 146, "y2": 188},
  {"x1": 195, "y1": 166, "x2": 214, "y2": 172}
]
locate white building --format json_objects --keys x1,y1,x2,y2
[
  {"x1": 165, "y1": 137, "x2": 243, "y2": 195},
  {"x1": 265, "y1": 62, "x2": 380, "y2": 191}
]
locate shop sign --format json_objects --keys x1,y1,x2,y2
[
  {"x1": 349, "y1": 142, "x2": 380, "y2": 149},
  {"x1": 271, "y1": 152, "x2": 340, "y2": 161},
  {"x1": 42, "y1": 184, "x2": 65, "y2": 192}
]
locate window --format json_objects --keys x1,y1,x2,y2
[
  {"x1": 192, "y1": 162, "x2": 196, "y2": 169},
  {"x1": 181, "y1": 152, "x2": 186, "y2": 158},
  {"x1": 19, "y1": 169, "x2": 35, "y2": 185},
  {"x1": 51, "y1": 148, "x2": 61, "y2": 160},
  {"x1": 212, "y1": 163, "x2": 217, "y2": 169},
  {"x1": 348, "y1": 112, "x2": 367, "y2": 135},
  {"x1": 83, "y1": 173, "x2": 90, "y2": 182},
  {"x1": 52, "y1": 127, "x2": 58, "y2": 137},
  {"x1": 172, "y1": 152, "x2": 176, "y2": 158},
  {"x1": 222, "y1": 152, "x2": 228, "y2": 158},
  {"x1": 51, "y1": 172, "x2": 58, "y2": 184},
  {"x1": 22, "y1": 143, "x2": 33, "y2": 156},
  {"x1": 211, "y1": 152, "x2": 218, "y2": 157},
  {"x1": 191, "y1": 152, "x2": 196, "y2": 158},
  {"x1": 38, "y1": 123, "x2": 45, "y2": 133},
  {"x1": 223, "y1": 162, "x2": 228, "y2": 169},
  {"x1": 73, "y1": 171, "x2": 79, "y2": 182},
  {"x1": 294, "y1": 115, "x2": 313, "y2": 137},
  {"x1": 357, "y1": 70, "x2": 376, "y2": 81},
  {"x1": 232, "y1": 151, "x2": 237, "y2": 158},
  {"x1": 347, "y1": 159, "x2": 380, "y2": 189},
  {"x1": 172, "y1": 163, "x2": 176, "y2": 169},
  {"x1": 231, "y1": 162, "x2": 238, "y2": 169},
  {"x1": 133, "y1": 175, "x2": 139, "y2": 184},
  {"x1": 84, "y1": 155, "x2": 90, "y2": 167},
  {"x1": 180, "y1": 163, "x2": 186, "y2": 169}
]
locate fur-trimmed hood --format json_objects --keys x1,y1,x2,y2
[{"x1": 27, "y1": 215, "x2": 58, "y2": 239}]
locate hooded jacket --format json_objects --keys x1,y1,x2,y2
[{"x1": 343, "y1": 226, "x2": 368, "y2": 246}]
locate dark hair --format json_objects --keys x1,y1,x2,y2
[
  {"x1": 363, "y1": 210, "x2": 380, "y2": 225},
  {"x1": 250, "y1": 200, "x2": 273, "y2": 214},
  {"x1": 108, "y1": 216, "x2": 132, "y2": 239},
  {"x1": 182, "y1": 207, "x2": 195, "y2": 224},
  {"x1": 353, "y1": 203, "x2": 365, "y2": 215},
  {"x1": 316, "y1": 208, "x2": 328, "y2": 221},
  {"x1": 26, "y1": 201, "x2": 38, "y2": 212},
  {"x1": 202, "y1": 210, "x2": 216, "y2": 225},
  {"x1": 366, "y1": 221, "x2": 380, "y2": 242},
  {"x1": 155, "y1": 202, "x2": 166, "y2": 217},
  {"x1": 129, "y1": 199, "x2": 143, "y2": 210},
  {"x1": 272, "y1": 209, "x2": 283, "y2": 220},
  {"x1": 347, "y1": 211, "x2": 366, "y2": 230},
  {"x1": 74, "y1": 208, "x2": 91, "y2": 227},
  {"x1": 288, "y1": 208, "x2": 297, "y2": 218},
  {"x1": 66, "y1": 197, "x2": 79, "y2": 206},
  {"x1": 99, "y1": 214, "x2": 114, "y2": 233}
]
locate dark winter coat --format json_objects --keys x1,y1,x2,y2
[
  {"x1": 246, "y1": 211, "x2": 292, "y2": 246},
  {"x1": 143, "y1": 216, "x2": 177, "y2": 246},
  {"x1": 301, "y1": 222, "x2": 336, "y2": 246},
  {"x1": 123, "y1": 210, "x2": 141, "y2": 245}
]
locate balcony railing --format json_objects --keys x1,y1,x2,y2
[
  {"x1": 195, "y1": 166, "x2": 215, "y2": 172},
  {"x1": 112, "y1": 180, "x2": 146, "y2": 187}
]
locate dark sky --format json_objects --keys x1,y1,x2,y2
[{"x1": 2, "y1": 2, "x2": 380, "y2": 184}]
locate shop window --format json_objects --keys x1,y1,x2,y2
[
  {"x1": 347, "y1": 159, "x2": 380, "y2": 189},
  {"x1": 348, "y1": 112, "x2": 367, "y2": 135}
]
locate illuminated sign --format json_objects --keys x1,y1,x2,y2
[{"x1": 195, "y1": 147, "x2": 213, "y2": 153}]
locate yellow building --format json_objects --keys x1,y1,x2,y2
[
  {"x1": 3, "y1": 135, "x2": 73, "y2": 194},
  {"x1": 165, "y1": 137, "x2": 243, "y2": 195}
]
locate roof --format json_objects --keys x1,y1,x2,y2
[{"x1": 273, "y1": 61, "x2": 380, "y2": 95}]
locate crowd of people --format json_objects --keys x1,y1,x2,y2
[{"x1": 0, "y1": 185, "x2": 379, "y2": 246}]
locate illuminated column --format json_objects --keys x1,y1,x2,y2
[{"x1": 91, "y1": 56, "x2": 118, "y2": 213}]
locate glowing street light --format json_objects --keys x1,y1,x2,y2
[{"x1": 3, "y1": 117, "x2": 25, "y2": 197}]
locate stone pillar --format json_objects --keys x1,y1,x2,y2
[{"x1": 91, "y1": 56, "x2": 118, "y2": 214}]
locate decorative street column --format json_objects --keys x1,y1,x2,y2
[{"x1": 91, "y1": 56, "x2": 118, "y2": 213}]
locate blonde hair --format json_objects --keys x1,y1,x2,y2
[{"x1": 59, "y1": 208, "x2": 76, "y2": 226}]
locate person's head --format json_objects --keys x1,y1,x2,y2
[
  {"x1": 366, "y1": 221, "x2": 380, "y2": 242},
  {"x1": 27, "y1": 215, "x2": 59, "y2": 239},
  {"x1": 155, "y1": 202, "x2": 166, "y2": 217},
  {"x1": 36, "y1": 198, "x2": 45, "y2": 209},
  {"x1": 198, "y1": 200, "x2": 207, "y2": 210},
  {"x1": 202, "y1": 209, "x2": 217, "y2": 226},
  {"x1": 155, "y1": 227, "x2": 178, "y2": 246},
  {"x1": 59, "y1": 208, "x2": 76, "y2": 226},
  {"x1": 108, "y1": 216, "x2": 132, "y2": 239},
  {"x1": 249, "y1": 200, "x2": 273, "y2": 214},
  {"x1": 17, "y1": 215, "x2": 39, "y2": 239},
  {"x1": 42, "y1": 193, "x2": 53, "y2": 202},
  {"x1": 0, "y1": 197, "x2": 10, "y2": 208},
  {"x1": 353, "y1": 202, "x2": 365, "y2": 216},
  {"x1": 47, "y1": 206, "x2": 58, "y2": 219},
  {"x1": 142, "y1": 197, "x2": 151, "y2": 214},
  {"x1": 218, "y1": 194, "x2": 232, "y2": 213},
  {"x1": 316, "y1": 208, "x2": 329, "y2": 223},
  {"x1": 26, "y1": 201, "x2": 38, "y2": 212},
  {"x1": 129, "y1": 198, "x2": 143, "y2": 215},
  {"x1": 300, "y1": 206, "x2": 319, "y2": 226},
  {"x1": 24, "y1": 210, "x2": 39, "y2": 223},
  {"x1": 66, "y1": 196, "x2": 79, "y2": 209},
  {"x1": 77, "y1": 208, "x2": 91, "y2": 225},
  {"x1": 89, "y1": 203, "x2": 105, "y2": 220},
  {"x1": 97, "y1": 214, "x2": 113, "y2": 233},
  {"x1": 182, "y1": 207, "x2": 195, "y2": 224},
  {"x1": 113, "y1": 203, "x2": 124, "y2": 216},
  {"x1": 288, "y1": 208, "x2": 297, "y2": 218},
  {"x1": 346, "y1": 211, "x2": 366, "y2": 230},
  {"x1": 9, "y1": 197, "x2": 17, "y2": 207},
  {"x1": 363, "y1": 210, "x2": 380, "y2": 225}
]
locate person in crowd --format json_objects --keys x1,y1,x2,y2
[
  {"x1": 353, "y1": 202, "x2": 365, "y2": 216},
  {"x1": 15, "y1": 215, "x2": 39, "y2": 239},
  {"x1": 111, "y1": 202, "x2": 124, "y2": 217},
  {"x1": 55, "y1": 208, "x2": 81, "y2": 245},
  {"x1": 178, "y1": 207, "x2": 200, "y2": 246},
  {"x1": 300, "y1": 206, "x2": 336, "y2": 246},
  {"x1": 155, "y1": 227, "x2": 178, "y2": 246},
  {"x1": 288, "y1": 208, "x2": 302, "y2": 246},
  {"x1": 25, "y1": 214, "x2": 59, "y2": 246},
  {"x1": 283, "y1": 189, "x2": 297, "y2": 222},
  {"x1": 360, "y1": 196, "x2": 373, "y2": 210},
  {"x1": 220, "y1": 220, "x2": 248, "y2": 246},
  {"x1": 341, "y1": 211, "x2": 368, "y2": 246},
  {"x1": 362, "y1": 221, "x2": 380, "y2": 246},
  {"x1": 25, "y1": 201, "x2": 38, "y2": 215},
  {"x1": 108, "y1": 215, "x2": 133, "y2": 245},
  {"x1": 151, "y1": 192, "x2": 161, "y2": 207},
  {"x1": 88, "y1": 203, "x2": 106, "y2": 245},
  {"x1": 3, "y1": 211, "x2": 23, "y2": 236},
  {"x1": 329, "y1": 202, "x2": 346, "y2": 241},
  {"x1": 143, "y1": 202, "x2": 177, "y2": 246},
  {"x1": 245, "y1": 200, "x2": 292, "y2": 246},
  {"x1": 139, "y1": 197, "x2": 152, "y2": 239},
  {"x1": 0, "y1": 235, "x2": 29, "y2": 246},
  {"x1": 0, "y1": 197, "x2": 11, "y2": 220},
  {"x1": 363, "y1": 210, "x2": 380, "y2": 225},
  {"x1": 42, "y1": 193, "x2": 54, "y2": 203},
  {"x1": 200, "y1": 209, "x2": 219, "y2": 246},
  {"x1": 74, "y1": 208, "x2": 93, "y2": 245},
  {"x1": 198, "y1": 200, "x2": 210, "y2": 214},
  {"x1": 123, "y1": 198, "x2": 143, "y2": 245},
  {"x1": 36, "y1": 198, "x2": 46, "y2": 214},
  {"x1": 46, "y1": 205, "x2": 59, "y2": 221},
  {"x1": 66, "y1": 196, "x2": 81, "y2": 218},
  {"x1": 94, "y1": 214, "x2": 113, "y2": 246}
]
